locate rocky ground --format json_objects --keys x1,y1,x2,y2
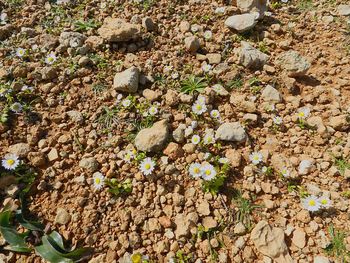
[{"x1": 1, "y1": 0, "x2": 350, "y2": 262}]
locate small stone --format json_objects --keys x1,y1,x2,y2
[
  {"x1": 135, "y1": 120, "x2": 169, "y2": 152},
  {"x1": 142, "y1": 17, "x2": 156, "y2": 32},
  {"x1": 215, "y1": 122, "x2": 247, "y2": 142},
  {"x1": 234, "y1": 222, "x2": 246, "y2": 235},
  {"x1": 59, "y1": 31, "x2": 86, "y2": 48},
  {"x1": 67, "y1": 110, "x2": 84, "y2": 124},
  {"x1": 296, "y1": 210, "x2": 311, "y2": 223},
  {"x1": 8, "y1": 143, "x2": 30, "y2": 158},
  {"x1": 113, "y1": 67, "x2": 140, "y2": 93},
  {"x1": 202, "y1": 216, "x2": 217, "y2": 229},
  {"x1": 261, "y1": 85, "x2": 282, "y2": 102},
  {"x1": 27, "y1": 152, "x2": 46, "y2": 167},
  {"x1": 98, "y1": 17, "x2": 141, "y2": 42},
  {"x1": 55, "y1": 208, "x2": 71, "y2": 225},
  {"x1": 328, "y1": 115, "x2": 349, "y2": 131},
  {"x1": 197, "y1": 200, "x2": 210, "y2": 216},
  {"x1": 47, "y1": 148, "x2": 59, "y2": 162},
  {"x1": 237, "y1": 0, "x2": 267, "y2": 19},
  {"x1": 184, "y1": 36, "x2": 200, "y2": 53},
  {"x1": 206, "y1": 53, "x2": 221, "y2": 64},
  {"x1": 276, "y1": 50, "x2": 310, "y2": 77},
  {"x1": 237, "y1": 41, "x2": 269, "y2": 69},
  {"x1": 79, "y1": 157, "x2": 99, "y2": 172},
  {"x1": 338, "y1": 5, "x2": 350, "y2": 16},
  {"x1": 225, "y1": 14, "x2": 257, "y2": 32},
  {"x1": 163, "y1": 142, "x2": 184, "y2": 160},
  {"x1": 292, "y1": 228, "x2": 306, "y2": 248},
  {"x1": 314, "y1": 256, "x2": 330, "y2": 263}
]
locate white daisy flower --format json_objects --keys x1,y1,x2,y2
[
  {"x1": 281, "y1": 167, "x2": 290, "y2": 178},
  {"x1": 191, "y1": 134, "x2": 200, "y2": 145},
  {"x1": 281, "y1": 0, "x2": 288, "y2": 3},
  {"x1": 203, "y1": 30, "x2": 212, "y2": 40},
  {"x1": 21, "y1": 85, "x2": 34, "y2": 92},
  {"x1": 123, "y1": 150, "x2": 136, "y2": 163},
  {"x1": 184, "y1": 126, "x2": 193, "y2": 137},
  {"x1": 273, "y1": 116, "x2": 283, "y2": 125},
  {"x1": 301, "y1": 195, "x2": 321, "y2": 212},
  {"x1": 203, "y1": 133, "x2": 215, "y2": 145},
  {"x1": 201, "y1": 163, "x2": 217, "y2": 181},
  {"x1": 93, "y1": 172, "x2": 105, "y2": 190},
  {"x1": 139, "y1": 157, "x2": 155, "y2": 175},
  {"x1": 148, "y1": 105, "x2": 158, "y2": 115},
  {"x1": 219, "y1": 157, "x2": 229, "y2": 164},
  {"x1": 249, "y1": 151, "x2": 263, "y2": 165},
  {"x1": 201, "y1": 64, "x2": 212, "y2": 72},
  {"x1": 204, "y1": 152, "x2": 211, "y2": 160},
  {"x1": 10, "y1": 102, "x2": 23, "y2": 113},
  {"x1": 318, "y1": 196, "x2": 332, "y2": 208},
  {"x1": 196, "y1": 95, "x2": 206, "y2": 104},
  {"x1": 262, "y1": 166, "x2": 268, "y2": 173},
  {"x1": 171, "y1": 72, "x2": 179, "y2": 79},
  {"x1": 122, "y1": 99, "x2": 131, "y2": 107},
  {"x1": 0, "y1": 13, "x2": 8, "y2": 24},
  {"x1": 210, "y1": 110, "x2": 220, "y2": 119},
  {"x1": 192, "y1": 102, "x2": 207, "y2": 115},
  {"x1": 189, "y1": 163, "x2": 202, "y2": 178},
  {"x1": 45, "y1": 53, "x2": 57, "y2": 65},
  {"x1": 2, "y1": 154, "x2": 20, "y2": 170},
  {"x1": 16, "y1": 48, "x2": 26, "y2": 58},
  {"x1": 297, "y1": 107, "x2": 310, "y2": 119}
]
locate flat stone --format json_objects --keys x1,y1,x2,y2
[
  {"x1": 55, "y1": 208, "x2": 71, "y2": 225},
  {"x1": 215, "y1": 122, "x2": 247, "y2": 142},
  {"x1": 292, "y1": 228, "x2": 306, "y2": 248},
  {"x1": 113, "y1": 66, "x2": 140, "y2": 93},
  {"x1": 338, "y1": 4, "x2": 350, "y2": 16},
  {"x1": 135, "y1": 120, "x2": 169, "y2": 152},
  {"x1": 237, "y1": 41, "x2": 269, "y2": 69},
  {"x1": 98, "y1": 17, "x2": 141, "y2": 42},
  {"x1": 225, "y1": 14, "x2": 257, "y2": 32}
]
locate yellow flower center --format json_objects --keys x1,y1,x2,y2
[
  {"x1": 308, "y1": 200, "x2": 316, "y2": 206},
  {"x1": 145, "y1": 163, "x2": 151, "y2": 170},
  {"x1": 131, "y1": 254, "x2": 142, "y2": 263},
  {"x1": 207, "y1": 137, "x2": 212, "y2": 142},
  {"x1": 95, "y1": 178, "x2": 100, "y2": 184},
  {"x1": 205, "y1": 170, "x2": 211, "y2": 175},
  {"x1": 48, "y1": 57, "x2": 54, "y2": 62},
  {"x1": 196, "y1": 105, "x2": 202, "y2": 110},
  {"x1": 299, "y1": 112, "x2": 304, "y2": 117},
  {"x1": 193, "y1": 167, "x2": 200, "y2": 174},
  {"x1": 6, "y1": 159, "x2": 15, "y2": 166},
  {"x1": 321, "y1": 199, "x2": 327, "y2": 205}
]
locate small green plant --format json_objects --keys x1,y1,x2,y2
[
  {"x1": 325, "y1": 225, "x2": 349, "y2": 262},
  {"x1": 91, "y1": 83, "x2": 107, "y2": 95},
  {"x1": 196, "y1": 224, "x2": 222, "y2": 261},
  {"x1": 297, "y1": 0, "x2": 313, "y2": 11},
  {"x1": 74, "y1": 19, "x2": 101, "y2": 32},
  {"x1": 106, "y1": 178, "x2": 132, "y2": 197},
  {"x1": 175, "y1": 250, "x2": 194, "y2": 263},
  {"x1": 226, "y1": 77, "x2": 243, "y2": 90},
  {"x1": 97, "y1": 106, "x2": 119, "y2": 130},
  {"x1": 202, "y1": 161, "x2": 230, "y2": 195},
  {"x1": 233, "y1": 191, "x2": 261, "y2": 230},
  {"x1": 334, "y1": 157, "x2": 350, "y2": 175},
  {"x1": 89, "y1": 54, "x2": 109, "y2": 70},
  {"x1": 180, "y1": 75, "x2": 208, "y2": 94},
  {"x1": 258, "y1": 41, "x2": 269, "y2": 53}
]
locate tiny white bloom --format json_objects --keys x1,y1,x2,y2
[
  {"x1": 2, "y1": 154, "x2": 20, "y2": 170},
  {"x1": 265, "y1": 104, "x2": 275, "y2": 112},
  {"x1": 164, "y1": 65, "x2": 173, "y2": 74},
  {"x1": 201, "y1": 64, "x2": 212, "y2": 72},
  {"x1": 203, "y1": 30, "x2": 212, "y2": 40},
  {"x1": 214, "y1": 6, "x2": 225, "y2": 14},
  {"x1": 122, "y1": 99, "x2": 131, "y2": 107},
  {"x1": 140, "y1": 157, "x2": 155, "y2": 175},
  {"x1": 301, "y1": 195, "x2": 321, "y2": 212},
  {"x1": 201, "y1": 163, "x2": 217, "y2": 181},
  {"x1": 219, "y1": 157, "x2": 229, "y2": 164},
  {"x1": 192, "y1": 102, "x2": 207, "y2": 115},
  {"x1": 191, "y1": 121, "x2": 198, "y2": 129},
  {"x1": 203, "y1": 133, "x2": 215, "y2": 145},
  {"x1": 249, "y1": 151, "x2": 263, "y2": 165},
  {"x1": 297, "y1": 107, "x2": 310, "y2": 119},
  {"x1": 210, "y1": 110, "x2": 220, "y2": 119},
  {"x1": 171, "y1": 72, "x2": 179, "y2": 79},
  {"x1": 191, "y1": 134, "x2": 200, "y2": 145},
  {"x1": 93, "y1": 172, "x2": 105, "y2": 190},
  {"x1": 196, "y1": 95, "x2": 206, "y2": 104},
  {"x1": 281, "y1": 167, "x2": 290, "y2": 178},
  {"x1": 262, "y1": 166, "x2": 268, "y2": 173},
  {"x1": 204, "y1": 152, "x2": 211, "y2": 160},
  {"x1": 281, "y1": 0, "x2": 288, "y2": 3},
  {"x1": 123, "y1": 150, "x2": 136, "y2": 163},
  {"x1": 21, "y1": 85, "x2": 34, "y2": 92},
  {"x1": 10, "y1": 102, "x2": 23, "y2": 113},
  {"x1": 189, "y1": 163, "x2": 202, "y2": 178},
  {"x1": 148, "y1": 105, "x2": 158, "y2": 115},
  {"x1": 184, "y1": 126, "x2": 193, "y2": 137},
  {"x1": 318, "y1": 196, "x2": 332, "y2": 208},
  {"x1": 45, "y1": 53, "x2": 57, "y2": 65},
  {"x1": 273, "y1": 116, "x2": 283, "y2": 125},
  {"x1": 16, "y1": 48, "x2": 26, "y2": 58}
]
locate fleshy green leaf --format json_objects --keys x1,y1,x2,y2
[
  {"x1": 16, "y1": 195, "x2": 44, "y2": 231},
  {"x1": 0, "y1": 209, "x2": 31, "y2": 253}
]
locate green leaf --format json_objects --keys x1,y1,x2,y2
[
  {"x1": 35, "y1": 232, "x2": 93, "y2": 263},
  {"x1": 16, "y1": 195, "x2": 44, "y2": 231},
  {"x1": 0, "y1": 209, "x2": 31, "y2": 253}
]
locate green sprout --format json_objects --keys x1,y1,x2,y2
[{"x1": 181, "y1": 75, "x2": 208, "y2": 94}]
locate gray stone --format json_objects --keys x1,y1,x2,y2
[
  {"x1": 67, "y1": 110, "x2": 84, "y2": 124},
  {"x1": 142, "y1": 17, "x2": 156, "y2": 32},
  {"x1": 54, "y1": 208, "x2": 71, "y2": 225},
  {"x1": 8, "y1": 143, "x2": 30, "y2": 158},
  {"x1": 314, "y1": 256, "x2": 330, "y2": 263},
  {"x1": 47, "y1": 148, "x2": 59, "y2": 162},
  {"x1": 135, "y1": 120, "x2": 169, "y2": 152},
  {"x1": 237, "y1": 41, "x2": 269, "y2": 69},
  {"x1": 98, "y1": 17, "x2": 141, "y2": 42},
  {"x1": 184, "y1": 36, "x2": 200, "y2": 53},
  {"x1": 225, "y1": 14, "x2": 257, "y2": 32},
  {"x1": 113, "y1": 67, "x2": 140, "y2": 93},
  {"x1": 276, "y1": 51, "x2": 310, "y2": 77},
  {"x1": 338, "y1": 5, "x2": 350, "y2": 16},
  {"x1": 251, "y1": 221, "x2": 293, "y2": 263},
  {"x1": 234, "y1": 222, "x2": 246, "y2": 235},
  {"x1": 79, "y1": 157, "x2": 99, "y2": 172},
  {"x1": 237, "y1": 0, "x2": 267, "y2": 19},
  {"x1": 215, "y1": 122, "x2": 247, "y2": 142},
  {"x1": 59, "y1": 31, "x2": 86, "y2": 48},
  {"x1": 261, "y1": 85, "x2": 282, "y2": 102},
  {"x1": 173, "y1": 124, "x2": 186, "y2": 143}
]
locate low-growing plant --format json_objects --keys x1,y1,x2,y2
[
  {"x1": 226, "y1": 77, "x2": 243, "y2": 91},
  {"x1": 325, "y1": 224, "x2": 350, "y2": 262},
  {"x1": 181, "y1": 75, "x2": 208, "y2": 94},
  {"x1": 97, "y1": 106, "x2": 119, "y2": 131},
  {"x1": 106, "y1": 178, "x2": 132, "y2": 197},
  {"x1": 74, "y1": 19, "x2": 101, "y2": 32},
  {"x1": 175, "y1": 250, "x2": 194, "y2": 263},
  {"x1": 233, "y1": 191, "x2": 261, "y2": 230},
  {"x1": 333, "y1": 156, "x2": 350, "y2": 176}
]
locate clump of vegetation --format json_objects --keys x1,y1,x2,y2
[
  {"x1": 325, "y1": 225, "x2": 350, "y2": 262},
  {"x1": 233, "y1": 191, "x2": 261, "y2": 230},
  {"x1": 181, "y1": 75, "x2": 208, "y2": 94}
]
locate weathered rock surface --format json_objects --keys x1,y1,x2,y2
[
  {"x1": 215, "y1": 122, "x2": 247, "y2": 142},
  {"x1": 135, "y1": 120, "x2": 169, "y2": 152},
  {"x1": 113, "y1": 67, "x2": 140, "y2": 93},
  {"x1": 276, "y1": 51, "x2": 310, "y2": 77},
  {"x1": 237, "y1": 41, "x2": 269, "y2": 69},
  {"x1": 225, "y1": 14, "x2": 257, "y2": 32},
  {"x1": 98, "y1": 17, "x2": 141, "y2": 42}
]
